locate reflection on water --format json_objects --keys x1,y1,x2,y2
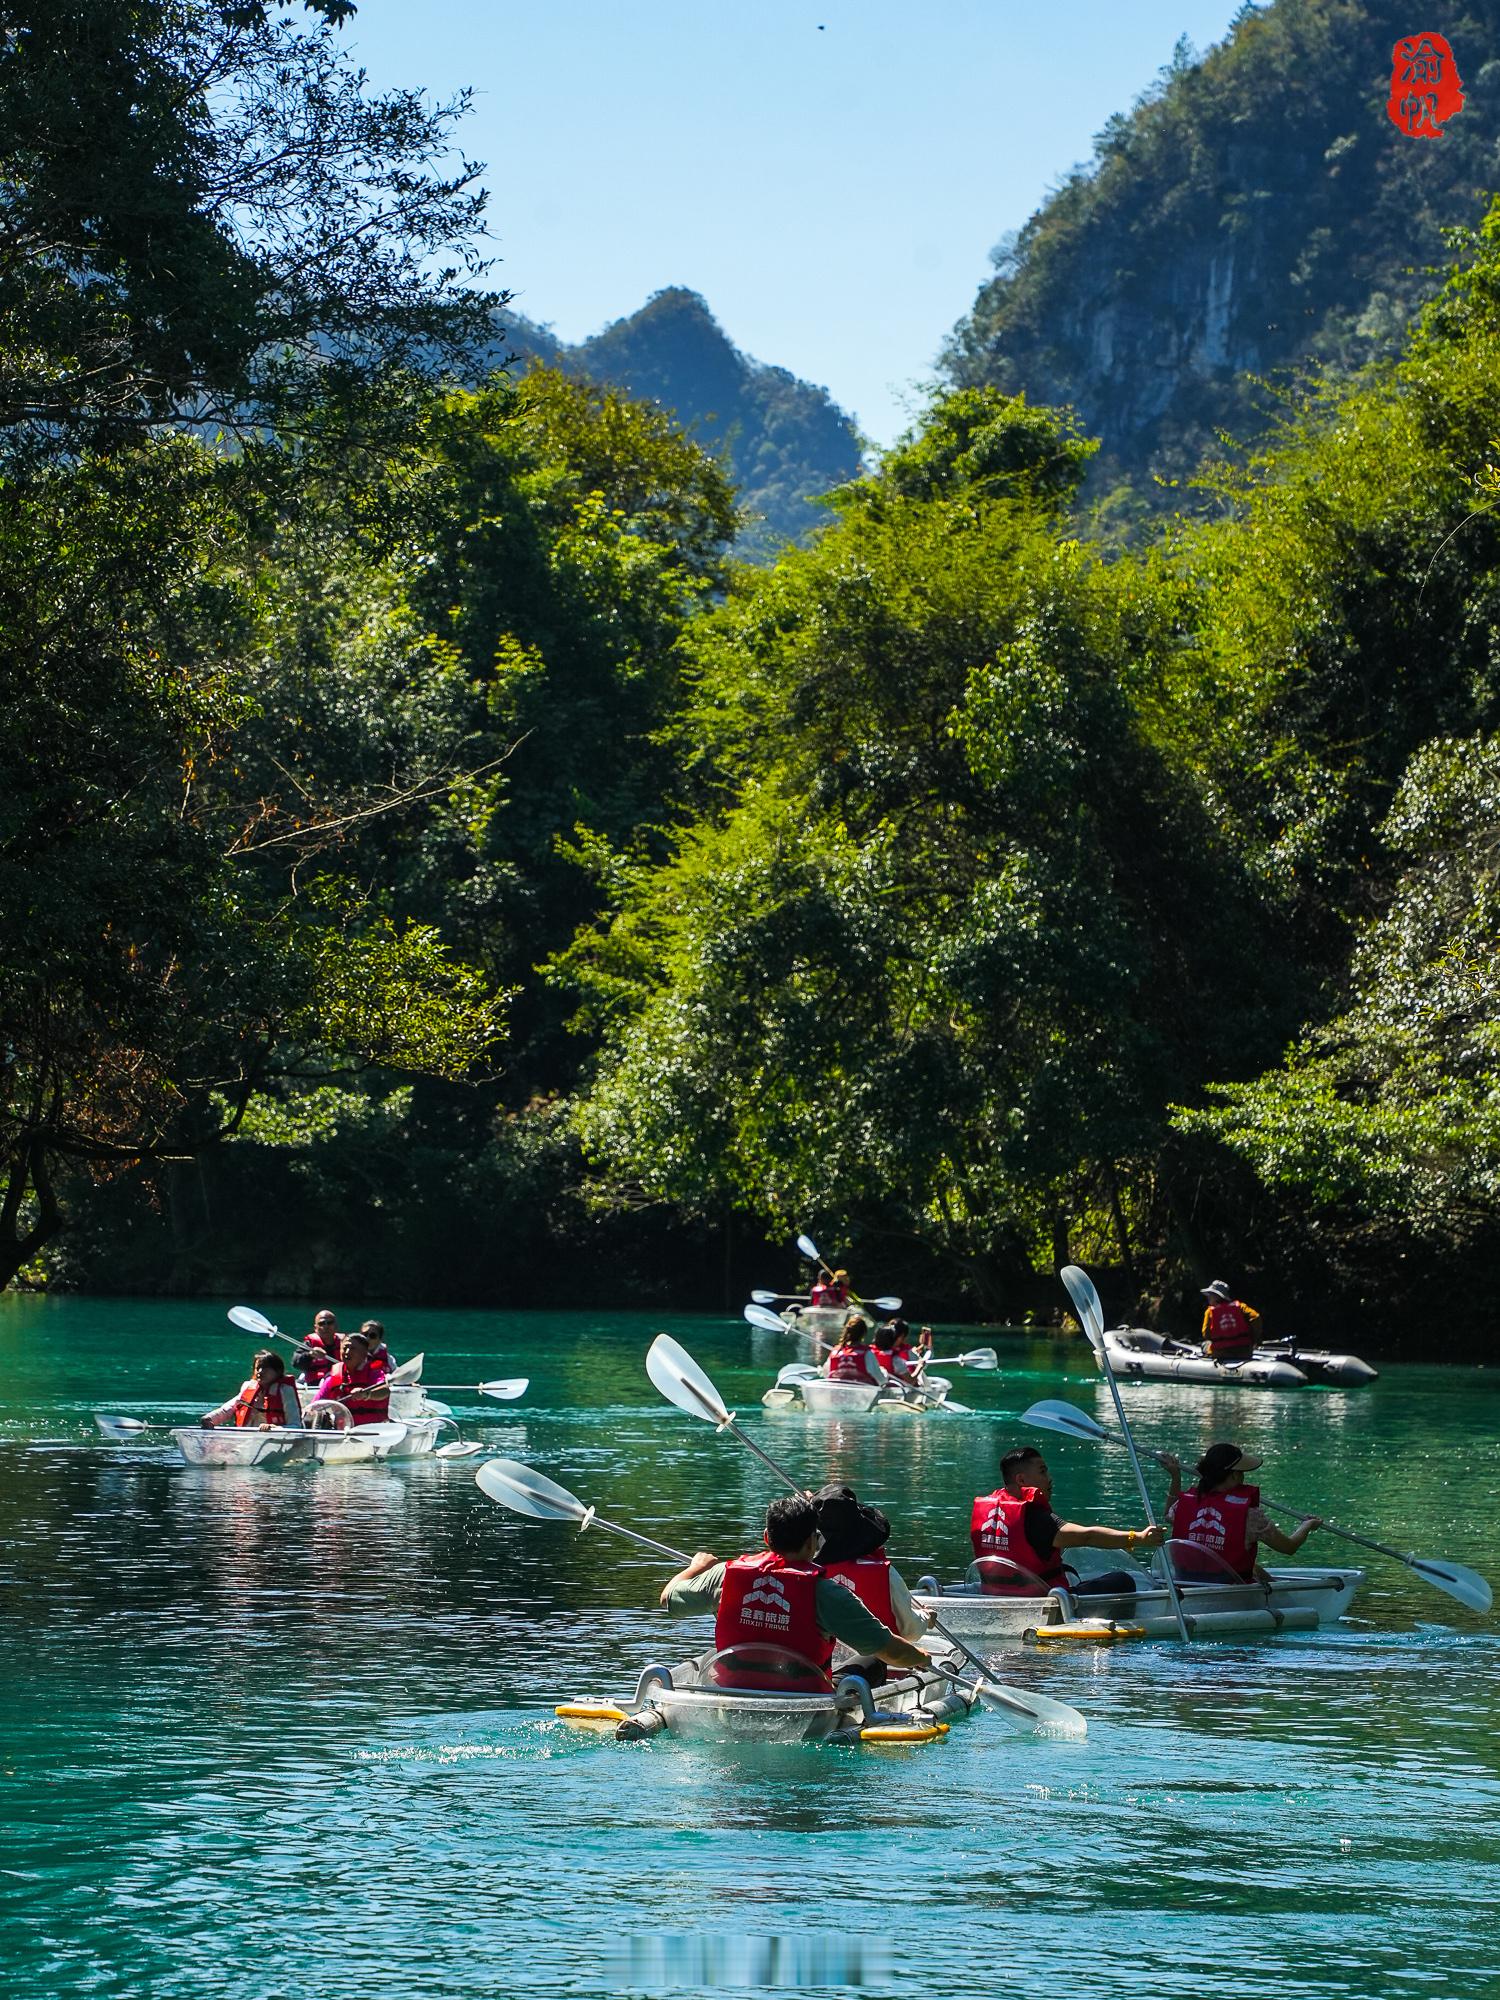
[{"x1": 0, "y1": 1297, "x2": 1497, "y2": 1998}]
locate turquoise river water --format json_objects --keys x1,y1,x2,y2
[{"x1": 0, "y1": 1295, "x2": 1496, "y2": 1998}]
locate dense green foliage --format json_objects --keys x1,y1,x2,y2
[
  {"x1": 502, "y1": 289, "x2": 863, "y2": 559},
  {"x1": 10, "y1": 0, "x2": 1500, "y2": 1344},
  {"x1": 945, "y1": 0, "x2": 1500, "y2": 520}
]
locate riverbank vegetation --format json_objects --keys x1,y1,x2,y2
[{"x1": 4, "y1": 1, "x2": 1500, "y2": 1347}]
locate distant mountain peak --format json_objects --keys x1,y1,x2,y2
[{"x1": 499, "y1": 291, "x2": 861, "y2": 557}]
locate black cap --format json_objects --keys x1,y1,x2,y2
[{"x1": 813, "y1": 1483, "x2": 891, "y2": 1563}]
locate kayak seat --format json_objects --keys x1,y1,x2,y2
[
  {"x1": 967, "y1": 1556, "x2": 1050, "y2": 1598},
  {"x1": 705, "y1": 1645, "x2": 833, "y2": 1693}
]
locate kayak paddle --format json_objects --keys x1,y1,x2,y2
[
  {"x1": 1022, "y1": 1398, "x2": 1493, "y2": 1613},
  {"x1": 475, "y1": 1458, "x2": 690, "y2": 1561},
  {"x1": 1061, "y1": 1265, "x2": 1191, "y2": 1644},
  {"x1": 420, "y1": 1379, "x2": 530, "y2": 1401},
  {"x1": 646, "y1": 1334, "x2": 804, "y2": 1492},
  {"x1": 644, "y1": 1335, "x2": 1088, "y2": 1737},
  {"x1": 793, "y1": 1233, "x2": 901, "y2": 1313},
  {"x1": 752, "y1": 1287, "x2": 904, "y2": 1312}
]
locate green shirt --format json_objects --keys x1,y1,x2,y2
[{"x1": 663, "y1": 1560, "x2": 912, "y2": 1654}]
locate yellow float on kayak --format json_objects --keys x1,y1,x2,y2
[{"x1": 859, "y1": 1722, "x2": 949, "y2": 1744}]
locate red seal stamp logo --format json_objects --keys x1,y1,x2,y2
[{"x1": 1388, "y1": 33, "x2": 1464, "y2": 137}]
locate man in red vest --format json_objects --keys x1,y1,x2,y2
[
  {"x1": 657, "y1": 1495, "x2": 932, "y2": 1686},
  {"x1": 970, "y1": 1446, "x2": 1163, "y2": 1596},
  {"x1": 1199, "y1": 1280, "x2": 1260, "y2": 1361}
]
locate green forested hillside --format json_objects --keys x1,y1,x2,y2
[
  {"x1": 499, "y1": 288, "x2": 864, "y2": 558},
  {"x1": 8, "y1": 0, "x2": 1500, "y2": 1349},
  {"x1": 946, "y1": 0, "x2": 1500, "y2": 523}
]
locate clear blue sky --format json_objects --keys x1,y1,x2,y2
[{"x1": 345, "y1": 1, "x2": 1249, "y2": 446}]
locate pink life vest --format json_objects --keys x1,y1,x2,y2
[
  {"x1": 714, "y1": 1552, "x2": 833, "y2": 1688},
  {"x1": 969, "y1": 1485, "x2": 1066, "y2": 1590},
  {"x1": 820, "y1": 1554, "x2": 896, "y2": 1629},
  {"x1": 315, "y1": 1360, "x2": 390, "y2": 1425},
  {"x1": 1169, "y1": 1483, "x2": 1260, "y2": 1581},
  {"x1": 826, "y1": 1343, "x2": 875, "y2": 1383},
  {"x1": 1205, "y1": 1301, "x2": 1254, "y2": 1358}
]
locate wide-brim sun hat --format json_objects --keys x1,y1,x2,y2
[{"x1": 1201, "y1": 1280, "x2": 1232, "y2": 1300}]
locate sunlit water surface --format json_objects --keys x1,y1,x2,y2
[{"x1": 0, "y1": 1296, "x2": 1496, "y2": 1997}]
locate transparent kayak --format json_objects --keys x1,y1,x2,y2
[
  {"x1": 560, "y1": 1644, "x2": 979, "y2": 1745},
  {"x1": 172, "y1": 1426, "x2": 305, "y2": 1468}
]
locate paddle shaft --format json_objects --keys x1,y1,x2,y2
[
  {"x1": 1080, "y1": 1289, "x2": 1193, "y2": 1645},
  {"x1": 589, "y1": 1514, "x2": 691, "y2": 1564}
]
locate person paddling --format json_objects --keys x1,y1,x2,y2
[
  {"x1": 309, "y1": 1331, "x2": 390, "y2": 1427},
  {"x1": 658, "y1": 1495, "x2": 932, "y2": 1690},
  {"x1": 1160, "y1": 1442, "x2": 1321, "y2": 1583},
  {"x1": 970, "y1": 1446, "x2": 1163, "y2": 1597},
  {"x1": 825, "y1": 1313, "x2": 881, "y2": 1386},
  {"x1": 292, "y1": 1309, "x2": 342, "y2": 1385},
  {"x1": 1198, "y1": 1280, "x2": 1260, "y2": 1362},
  {"x1": 869, "y1": 1322, "x2": 917, "y2": 1384},
  {"x1": 200, "y1": 1350, "x2": 302, "y2": 1431},
  {"x1": 813, "y1": 1485, "x2": 928, "y2": 1651},
  {"x1": 811, "y1": 1268, "x2": 851, "y2": 1309}
]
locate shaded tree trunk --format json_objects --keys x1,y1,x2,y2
[{"x1": 0, "y1": 1138, "x2": 63, "y2": 1290}]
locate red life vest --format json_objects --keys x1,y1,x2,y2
[
  {"x1": 892, "y1": 1341, "x2": 915, "y2": 1367},
  {"x1": 968, "y1": 1485, "x2": 1066, "y2": 1590},
  {"x1": 1169, "y1": 1483, "x2": 1260, "y2": 1580},
  {"x1": 298, "y1": 1332, "x2": 338, "y2": 1383},
  {"x1": 820, "y1": 1553, "x2": 896, "y2": 1630},
  {"x1": 317, "y1": 1360, "x2": 390, "y2": 1425},
  {"x1": 812, "y1": 1281, "x2": 849, "y2": 1307},
  {"x1": 234, "y1": 1379, "x2": 293, "y2": 1427},
  {"x1": 714, "y1": 1552, "x2": 833, "y2": 1688},
  {"x1": 827, "y1": 1344, "x2": 875, "y2": 1383},
  {"x1": 870, "y1": 1346, "x2": 903, "y2": 1375},
  {"x1": 1205, "y1": 1301, "x2": 1254, "y2": 1357}
]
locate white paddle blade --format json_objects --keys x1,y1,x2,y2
[
  {"x1": 750, "y1": 1289, "x2": 779, "y2": 1304},
  {"x1": 975, "y1": 1681, "x2": 1088, "y2": 1739},
  {"x1": 475, "y1": 1458, "x2": 589, "y2": 1524},
  {"x1": 436, "y1": 1440, "x2": 484, "y2": 1459},
  {"x1": 868, "y1": 1295, "x2": 903, "y2": 1312},
  {"x1": 796, "y1": 1233, "x2": 821, "y2": 1263},
  {"x1": 228, "y1": 1304, "x2": 277, "y2": 1337},
  {"x1": 743, "y1": 1304, "x2": 789, "y2": 1335},
  {"x1": 1060, "y1": 1266, "x2": 1106, "y2": 1352},
  {"x1": 1412, "y1": 1557, "x2": 1492, "y2": 1612},
  {"x1": 647, "y1": 1334, "x2": 730, "y2": 1426},
  {"x1": 387, "y1": 1353, "x2": 424, "y2": 1385},
  {"x1": 477, "y1": 1378, "x2": 529, "y2": 1401},
  {"x1": 94, "y1": 1413, "x2": 148, "y2": 1438},
  {"x1": 1022, "y1": 1399, "x2": 1112, "y2": 1444},
  {"x1": 775, "y1": 1363, "x2": 822, "y2": 1386},
  {"x1": 935, "y1": 1349, "x2": 997, "y2": 1370}
]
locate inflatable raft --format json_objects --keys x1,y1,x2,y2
[{"x1": 1102, "y1": 1327, "x2": 1377, "y2": 1389}]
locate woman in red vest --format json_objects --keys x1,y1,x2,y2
[
  {"x1": 969, "y1": 1446, "x2": 1163, "y2": 1596},
  {"x1": 1162, "y1": 1442, "x2": 1321, "y2": 1583},
  {"x1": 200, "y1": 1351, "x2": 302, "y2": 1430},
  {"x1": 825, "y1": 1315, "x2": 881, "y2": 1385},
  {"x1": 1199, "y1": 1280, "x2": 1260, "y2": 1361},
  {"x1": 813, "y1": 1484, "x2": 927, "y2": 1662},
  {"x1": 656, "y1": 1496, "x2": 931, "y2": 1691}
]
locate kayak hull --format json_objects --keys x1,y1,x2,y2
[
  {"x1": 763, "y1": 1375, "x2": 952, "y2": 1417},
  {"x1": 295, "y1": 1420, "x2": 408, "y2": 1464},
  {"x1": 1103, "y1": 1330, "x2": 1305, "y2": 1388},
  {"x1": 598, "y1": 1650, "x2": 978, "y2": 1744},
  {"x1": 172, "y1": 1426, "x2": 303, "y2": 1468},
  {"x1": 912, "y1": 1565, "x2": 1365, "y2": 1645},
  {"x1": 780, "y1": 1305, "x2": 870, "y2": 1338}
]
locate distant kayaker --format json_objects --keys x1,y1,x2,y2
[
  {"x1": 969, "y1": 1446, "x2": 1163, "y2": 1597},
  {"x1": 811, "y1": 1268, "x2": 851, "y2": 1309},
  {"x1": 813, "y1": 1484, "x2": 927, "y2": 1643},
  {"x1": 658, "y1": 1495, "x2": 932, "y2": 1690},
  {"x1": 1160, "y1": 1443, "x2": 1321, "y2": 1583},
  {"x1": 309, "y1": 1331, "x2": 390, "y2": 1427},
  {"x1": 292, "y1": 1309, "x2": 342, "y2": 1385},
  {"x1": 200, "y1": 1350, "x2": 302, "y2": 1431},
  {"x1": 825, "y1": 1315, "x2": 881, "y2": 1385},
  {"x1": 1199, "y1": 1280, "x2": 1260, "y2": 1362}
]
